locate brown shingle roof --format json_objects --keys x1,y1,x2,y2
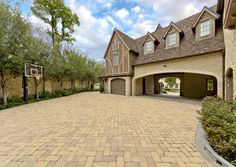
[
  {"x1": 115, "y1": 29, "x2": 140, "y2": 53},
  {"x1": 115, "y1": 5, "x2": 225, "y2": 65}
]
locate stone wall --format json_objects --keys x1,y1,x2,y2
[
  {"x1": 0, "y1": 76, "x2": 88, "y2": 98},
  {"x1": 224, "y1": 28, "x2": 236, "y2": 100}
]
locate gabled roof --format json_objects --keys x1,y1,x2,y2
[
  {"x1": 142, "y1": 32, "x2": 159, "y2": 45},
  {"x1": 104, "y1": 28, "x2": 139, "y2": 58},
  {"x1": 133, "y1": 5, "x2": 224, "y2": 65},
  {"x1": 163, "y1": 22, "x2": 184, "y2": 39},
  {"x1": 192, "y1": 6, "x2": 221, "y2": 29},
  {"x1": 154, "y1": 23, "x2": 163, "y2": 32},
  {"x1": 115, "y1": 29, "x2": 139, "y2": 53},
  {"x1": 104, "y1": 5, "x2": 224, "y2": 66}
]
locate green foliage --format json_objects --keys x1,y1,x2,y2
[
  {"x1": 199, "y1": 97, "x2": 236, "y2": 165},
  {"x1": 0, "y1": 1, "x2": 31, "y2": 105},
  {"x1": 0, "y1": 88, "x2": 89, "y2": 110},
  {"x1": 31, "y1": 0, "x2": 80, "y2": 50},
  {"x1": 164, "y1": 77, "x2": 176, "y2": 88},
  {"x1": 0, "y1": 0, "x2": 104, "y2": 105}
]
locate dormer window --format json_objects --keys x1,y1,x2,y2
[
  {"x1": 144, "y1": 41, "x2": 154, "y2": 55},
  {"x1": 163, "y1": 22, "x2": 183, "y2": 49},
  {"x1": 168, "y1": 32, "x2": 177, "y2": 46},
  {"x1": 200, "y1": 20, "x2": 210, "y2": 37},
  {"x1": 146, "y1": 41, "x2": 153, "y2": 52},
  {"x1": 113, "y1": 50, "x2": 119, "y2": 66},
  {"x1": 142, "y1": 32, "x2": 159, "y2": 55},
  {"x1": 191, "y1": 7, "x2": 220, "y2": 41}
]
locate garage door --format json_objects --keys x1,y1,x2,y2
[{"x1": 111, "y1": 79, "x2": 126, "y2": 95}]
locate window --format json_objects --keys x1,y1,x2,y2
[
  {"x1": 200, "y1": 20, "x2": 210, "y2": 37},
  {"x1": 207, "y1": 79, "x2": 214, "y2": 91},
  {"x1": 146, "y1": 41, "x2": 153, "y2": 52},
  {"x1": 168, "y1": 32, "x2": 177, "y2": 46},
  {"x1": 144, "y1": 41, "x2": 154, "y2": 55},
  {"x1": 113, "y1": 50, "x2": 119, "y2": 66}
]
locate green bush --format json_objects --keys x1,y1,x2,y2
[
  {"x1": 0, "y1": 87, "x2": 91, "y2": 110},
  {"x1": 199, "y1": 97, "x2": 236, "y2": 165}
]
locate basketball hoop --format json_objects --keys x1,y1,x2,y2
[{"x1": 24, "y1": 63, "x2": 43, "y2": 79}]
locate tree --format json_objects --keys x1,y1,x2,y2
[
  {"x1": 164, "y1": 77, "x2": 176, "y2": 89},
  {"x1": 63, "y1": 48, "x2": 87, "y2": 88},
  {"x1": 31, "y1": 0, "x2": 80, "y2": 51},
  {"x1": 0, "y1": 1, "x2": 30, "y2": 105},
  {"x1": 85, "y1": 59, "x2": 104, "y2": 90}
]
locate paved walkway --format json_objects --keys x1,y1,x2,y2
[{"x1": 0, "y1": 92, "x2": 210, "y2": 167}]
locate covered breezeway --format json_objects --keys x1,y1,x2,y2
[{"x1": 133, "y1": 72, "x2": 218, "y2": 99}]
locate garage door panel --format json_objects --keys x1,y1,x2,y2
[{"x1": 111, "y1": 79, "x2": 125, "y2": 95}]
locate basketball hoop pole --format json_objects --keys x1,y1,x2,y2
[{"x1": 22, "y1": 71, "x2": 28, "y2": 104}]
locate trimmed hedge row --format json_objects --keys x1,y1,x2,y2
[
  {"x1": 198, "y1": 97, "x2": 236, "y2": 166},
  {"x1": 0, "y1": 87, "x2": 92, "y2": 110}
]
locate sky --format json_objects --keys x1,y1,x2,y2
[{"x1": 16, "y1": 0, "x2": 217, "y2": 61}]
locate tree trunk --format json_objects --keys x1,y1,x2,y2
[
  {"x1": 34, "y1": 78, "x2": 40, "y2": 100},
  {"x1": 43, "y1": 78, "x2": 46, "y2": 93},
  {"x1": 0, "y1": 73, "x2": 8, "y2": 105},
  {"x1": 87, "y1": 80, "x2": 90, "y2": 90},
  {"x1": 71, "y1": 79, "x2": 75, "y2": 89},
  {"x1": 2, "y1": 86, "x2": 7, "y2": 105},
  {"x1": 60, "y1": 77, "x2": 63, "y2": 90}
]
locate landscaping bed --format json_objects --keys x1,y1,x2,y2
[
  {"x1": 198, "y1": 97, "x2": 236, "y2": 166},
  {"x1": 0, "y1": 88, "x2": 96, "y2": 110}
]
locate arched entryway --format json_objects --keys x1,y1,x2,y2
[
  {"x1": 111, "y1": 78, "x2": 126, "y2": 95},
  {"x1": 157, "y1": 77, "x2": 181, "y2": 97},
  {"x1": 226, "y1": 68, "x2": 233, "y2": 101},
  {"x1": 133, "y1": 72, "x2": 218, "y2": 99}
]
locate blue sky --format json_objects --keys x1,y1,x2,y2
[{"x1": 14, "y1": 0, "x2": 217, "y2": 61}]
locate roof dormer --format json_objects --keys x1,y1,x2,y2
[
  {"x1": 192, "y1": 6, "x2": 221, "y2": 41},
  {"x1": 142, "y1": 32, "x2": 159, "y2": 55},
  {"x1": 163, "y1": 22, "x2": 184, "y2": 49}
]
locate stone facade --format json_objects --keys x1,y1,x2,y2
[{"x1": 132, "y1": 52, "x2": 223, "y2": 98}]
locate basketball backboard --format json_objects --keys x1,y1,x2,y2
[{"x1": 24, "y1": 63, "x2": 43, "y2": 80}]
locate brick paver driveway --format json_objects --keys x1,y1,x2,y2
[{"x1": 0, "y1": 92, "x2": 210, "y2": 167}]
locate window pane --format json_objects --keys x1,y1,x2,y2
[
  {"x1": 168, "y1": 32, "x2": 177, "y2": 46},
  {"x1": 146, "y1": 41, "x2": 153, "y2": 52},
  {"x1": 207, "y1": 79, "x2": 214, "y2": 91},
  {"x1": 113, "y1": 50, "x2": 119, "y2": 66},
  {"x1": 200, "y1": 20, "x2": 210, "y2": 37}
]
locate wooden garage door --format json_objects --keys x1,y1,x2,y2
[{"x1": 111, "y1": 79, "x2": 126, "y2": 95}]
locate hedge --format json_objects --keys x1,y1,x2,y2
[
  {"x1": 198, "y1": 97, "x2": 236, "y2": 166},
  {"x1": 0, "y1": 87, "x2": 92, "y2": 110}
]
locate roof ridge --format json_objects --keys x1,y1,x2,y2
[
  {"x1": 135, "y1": 4, "x2": 218, "y2": 41},
  {"x1": 115, "y1": 28, "x2": 135, "y2": 41}
]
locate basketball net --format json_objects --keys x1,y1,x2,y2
[{"x1": 33, "y1": 74, "x2": 41, "y2": 80}]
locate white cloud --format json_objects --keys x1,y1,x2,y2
[
  {"x1": 26, "y1": 0, "x2": 217, "y2": 61},
  {"x1": 129, "y1": 20, "x2": 156, "y2": 38},
  {"x1": 115, "y1": 8, "x2": 129, "y2": 20},
  {"x1": 131, "y1": 6, "x2": 141, "y2": 13},
  {"x1": 115, "y1": 8, "x2": 133, "y2": 25}
]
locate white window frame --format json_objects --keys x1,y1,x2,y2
[
  {"x1": 113, "y1": 50, "x2": 119, "y2": 66},
  {"x1": 168, "y1": 32, "x2": 177, "y2": 46},
  {"x1": 200, "y1": 20, "x2": 210, "y2": 37}
]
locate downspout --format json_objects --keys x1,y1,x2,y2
[{"x1": 222, "y1": 49, "x2": 225, "y2": 99}]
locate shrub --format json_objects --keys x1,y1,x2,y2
[
  {"x1": 0, "y1": 87, "x2": 91, "y2": 111},
  {"x1": 199, "y1": 97, "x2": 236, "y2": 165}
]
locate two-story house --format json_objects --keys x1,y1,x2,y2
[{"x1": 102, "y1": 3, "x2": 235, "y2": 100}]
